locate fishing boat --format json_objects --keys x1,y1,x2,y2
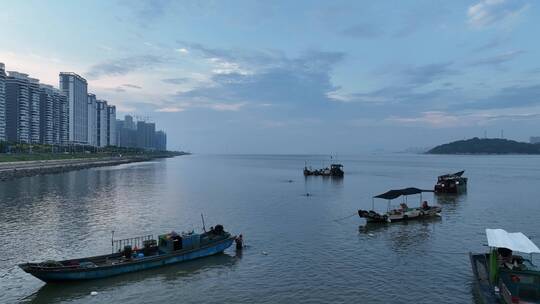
[
  {"x1": 303, "y1": 164, "x2": 344, "y2": 177},
  {"x1": 470, "y1": 229, "x2": 540, "y2": 304},
  {"x1": 19, "y1": 224, "x2": 236, "y2": 282},
  {"x1": 434, "y1": 170, "x2": 467, "y2": 194},
  {"x1": 358, "y1": 187, "x2": 441, "y2": 223}
]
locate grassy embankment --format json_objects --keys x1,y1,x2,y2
[{"x1": 0, "y1": 142, "x2": 186, "y2": 163}]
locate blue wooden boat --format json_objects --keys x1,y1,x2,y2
[
  {"x1": 19, "y1": 225, "x2": 235, "y2": 282},
  {"x1": 470, "y1": 229, "x2": 540, "y2": 304}
]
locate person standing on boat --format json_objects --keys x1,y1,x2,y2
[{"x1": 421, "y1": 201, "x2": 429, "y2": 210}]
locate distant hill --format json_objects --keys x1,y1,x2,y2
[{"x1": 427, "y1": 138, "x2": 540, "y2": 154}]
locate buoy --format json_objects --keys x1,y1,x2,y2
[
  {"x1": 90, "y1": 291, "x2": 98, "y2": 296},
  {"x1": 262, "y1": 251, "x2": 268, "y2": 255}
]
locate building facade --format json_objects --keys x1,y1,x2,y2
[
  {"x1": 155, "y1": 130, "x2": 167, "y2": 151},
  {"x1": 136, "y1": 121, "x2": 156, "y2": 150},
  {"x1": 28, "y1": 78, "x2": 41, "y2": 144},
  {"x1": 107, "y1": 105, "x2": 116, "y2": 146},
  {"x1": 96, "y1": 100, "x2": 108, "y2": 147},
  {"x1": 39, "y1": 84, "x2": 55, "y2": 145},
  {"x1": 5, "y1": 72, "x2": 30, "y2": 143},
  {"x1": 87, "y1": 94, "x2": 97, "y2": 147},
  {"x1": 0, "y1": 63, "x2": 6, "y2": 142},
  {"x1": 60, "y1": 72, "x2": 88, "y2": 145}
]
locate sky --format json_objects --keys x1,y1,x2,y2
[{"x1": 1, "y1": 0, "x2": 540, "y2": 153}]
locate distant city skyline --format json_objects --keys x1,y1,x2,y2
[{"x1": 1, "y1": 0, "x2": 540, "y2": 153}]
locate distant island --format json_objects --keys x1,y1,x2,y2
[{"x1": 427, "y1": 138, "x2": 540, "y2": 155}]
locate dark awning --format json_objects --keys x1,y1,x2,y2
[
  {"x1": 373, "y1": 187, "x2": 431, "y2": 200},
  {"x1": 438, "y1": 170, "x2": 465, "y2": 179}
]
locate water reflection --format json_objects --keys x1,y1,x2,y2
[
  {"x1": 435, "y1": 194, "x2": 467, "y2": 214},
  {"x1": 24, "y1": 253, "x2": 238, "y2": 304}
]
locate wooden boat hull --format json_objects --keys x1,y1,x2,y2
[
  {"x1": 358, "y1": 206, "x2": 441, "y2": 223},
  {"x1": 19, "y1": 237, "x2": 234, "y2": 282},
  {"x1": 469, "y1": 253, "x2": 501, "y2": 304}
]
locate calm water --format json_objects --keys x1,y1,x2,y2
[{"x1": 1, "y1": 154, "x2": 540, "y2": 304}]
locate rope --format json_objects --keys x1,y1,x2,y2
[{"x1": 332, "y1": 212, "x2": 358, "y2": 222}]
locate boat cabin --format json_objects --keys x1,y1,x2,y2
[
  {"x1": 158, "y1": 231, "x2": 201, "y2": 253},
  {"x1": 472, "y1": 229, "x2": 540, "y2": 304},
  {"x1": 434, "y1": 170, "x2": 468, "y2": 194}
]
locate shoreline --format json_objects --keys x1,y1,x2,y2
[{"x1": 0, "y1": 153, "x2": 184, "y2": 182}]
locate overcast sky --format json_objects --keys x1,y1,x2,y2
[{"x1": 1, "y1": 0, "x2": 539, "y2": 153}]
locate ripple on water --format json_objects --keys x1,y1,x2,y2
[{"x1": 2, "y1": 154, "x2": 540, "y2": 304}]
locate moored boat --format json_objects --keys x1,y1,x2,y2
[
  {"x1": 19, "y1": 224, "x2": 236, "y2": 282},
  {"x1": 304, "y1": 164, "x2": 344, "y2": 177},
  {"x1": 434, "y1": 170, "x2": 467, "y2": 194},
  {"x1": 358, "y1": 187, "x2": 441, "y2": 223},
  {"x1": 470, "y1": 229, "x2": 540, "y2": 304}
]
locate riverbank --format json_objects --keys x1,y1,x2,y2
[{"x1": 0, "y1": 152, "x2": 186, "y2": 182}]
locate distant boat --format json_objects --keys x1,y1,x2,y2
[
  {"x1": 19, "y1": 224, "x2": 236, "y2": 282},
  {"x1": 358, "y1": 187, "x2": 441, "y2": 223},
  {"x1": 470, "y1": 229, "x2": 540, "y2": 304},
  {"x1": 304, "y1": 164, "x2": 344, "y2": 177},
  {"x1": 434, "y1": 170, "x2": 468, "y2": 194}
]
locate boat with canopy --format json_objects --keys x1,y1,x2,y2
[
  {"x1": 470, "y1": 229, "x2": 540, "y2": 304},
  {"x1": 434, "y1": 170, "x2": 468, "y2": 194},
  {"x1": 357, "y1": 187, "x2": 441, "y2": 223}
]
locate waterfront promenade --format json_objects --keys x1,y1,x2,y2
[{"x1": 0, "y1": 154, "x2": 180, "y2": 182}]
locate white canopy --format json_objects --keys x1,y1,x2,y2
[{"x1": 486, "y1": 228, "x2": 540, "y2": 254}]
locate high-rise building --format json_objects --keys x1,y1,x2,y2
[
  {"x1": 60, "y1": 72, "x2": 88, "y2": 145},
  {"x1": 155, "y1": 130, "x2": 167, "y2": 151},
  {"x1": 124, "y1": 114, "x2": 136, "y2": 130},
  {"x1": 136, "y1": 121, "x2": 156, "y2": 150},
  {"x1": 96, "y1": 100, "x2": 108, "y2": 147},
  {"x1": 5, "y1": 71, "x2": 30, "y2": 143},
  {"x1": 107, "y1": 105, "x2": 116, "y2": 146},
  {"x1": 0, "y1": 63, "x2": 6, "y2": 142},
  {"x1": 28, "y1": 78, "x2": 41, "y2": 144},
  {"x1": 58, "y1": 91, "x2": 68, "y2": 145},
  {"x1": 39, "y1": 84, "x2": 55, "y2": 145},
  {"x1": 87, "y1": 94, "x2": 97, "y2": 146}
]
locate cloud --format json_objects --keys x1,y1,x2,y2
[
  {"x1": 119, "y1": 0, "x2": 174, "y2": 28},
  {"x1": 472, "y1": 36, "x2": 507, "y2": 52},
  {"x1": 176, "y1": 48, "x2": 189, "y2": 54},
  {"x1": 467, "y1": 0, "x2": 528, "y2": 29},
  {"x1": 340, "y1": 24, "x2": 383, "y2": 39},
  {"x1": 122, "y1": 84, "x2": 142, "y2": 89},
  {"x1": 387, "y1": 110, "x2": 540, "y2": 128},
  {"x1": 375, "y1": 62, "x2": 458, "y2": 88},
  {"x1": 155, "y1": 107, "x2": 185, "y2": 112},
  {"x1": 469, "y1": 50, "x2": 524, "y2": 67},
  {"x1": 155, "y1": 102, "x2": 245, "y2": 112},
  {"x1": 162, "y1": 77, "x2": 190, "y2": 85},
  {"x1": 458, "y1": 84, "x2": 540, "y2": 110},
  {"x1": 387, "y1": 111, "x2": 461, "y2": 127},
  {"x1": 167, "y1": 45, "x2": 346, "y2": 110},
  {"x1": 87, "y1": 55, "x2": 164, "y2": 79}
]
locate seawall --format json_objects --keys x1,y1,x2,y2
[{"x1": 0, "y1": 155, "x2": 173, "y2": 182}]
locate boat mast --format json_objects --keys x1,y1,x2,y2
[
  {"x1": 201, "y1": 213, "x2": 207, "y2": 232},
  {"x1": 111, "y1": 230, "x2": 115, "y2": 254}
]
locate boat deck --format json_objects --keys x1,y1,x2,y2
[{"x1": 470, "y1": 253, "x2": 500, "y2": 304}]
